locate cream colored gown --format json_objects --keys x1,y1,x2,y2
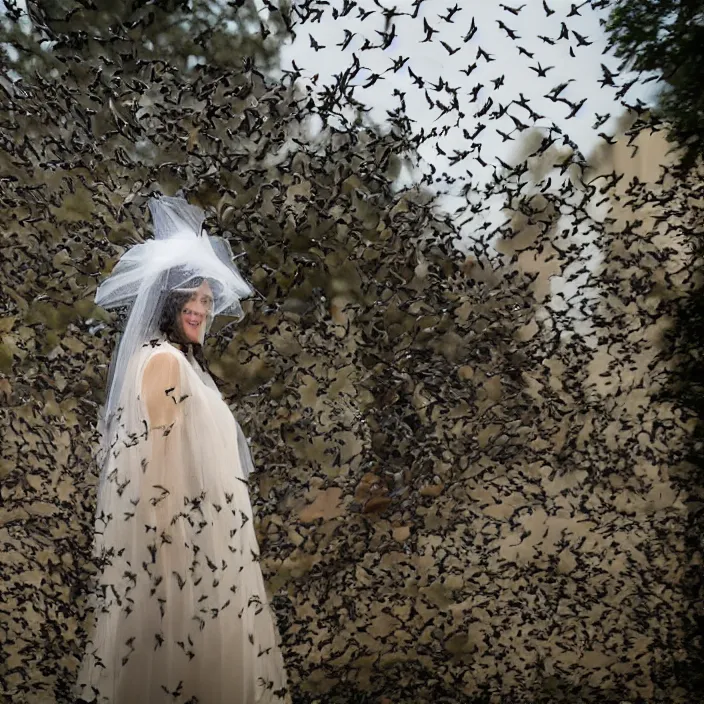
[{"x1": 75, "y1": 339, "x2": 290, "y2": 704}]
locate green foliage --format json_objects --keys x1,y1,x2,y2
[
  {"x1": 606, "y1": 0, "x2": 704, "y2": 168},
  {"x1": 0, "y1": 0, "x2": 291, "y2": 73}
]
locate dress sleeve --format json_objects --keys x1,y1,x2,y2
[
  {"x1": 139, "y1": 348, "x2": 205, "y2": 499},
  {"x1": 142, "y1": 351, "x2": 183, "y2": 430},
  {"x1": 139, "y1": 347, "x2": 246, "y2": 491}
]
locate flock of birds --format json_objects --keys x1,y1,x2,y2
[
  {"x1": 265, "y1": 0, "x2": 660, "y2": 200},
  {"x1": 1, "y1": 0, "x2": 703, "y2": 703}
]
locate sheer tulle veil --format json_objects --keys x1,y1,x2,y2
[{"x1": 94, "y1": 194, "x2": 255, "y2": 491}]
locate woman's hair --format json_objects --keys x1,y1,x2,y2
[
  {"x1": 158, "y1": 275, "x2": 212, "y2": 374},
  {"x1": 158, "y1": 275, "x2": 206, "y2": 343}
]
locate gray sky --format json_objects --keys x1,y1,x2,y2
[{"x1": 270, "y1": 0, "x2": 660, "y2": 192}]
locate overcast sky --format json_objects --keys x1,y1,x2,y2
[{"x1": 267, "y1": 0, "x2": 660, "y2": 193}]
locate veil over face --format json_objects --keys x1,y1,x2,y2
[
  {"x1": 160, "y1": 279, "x2": 215, "y2": 346},
  {"x1": 94, "y1": 195, "x2": 253, "y2": 435}
]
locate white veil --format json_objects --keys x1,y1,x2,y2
[
  {"x1": 94, "y1": 194, "x2": 254, "y2": 481},
  {"x1": 78, "y1": 196, "x2": 291, "y2": 704}
]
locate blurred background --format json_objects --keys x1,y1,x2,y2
[{"x1": 0, "y1": 1, "x2": 703, "y2": 702}]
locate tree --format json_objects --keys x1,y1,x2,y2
[
  {"x1": 606, "y1": 9, "x2": 704, "y2": 686},
  {"x1": 605, "y1": 0, "x2": 704, "y2": 168},
  {"x1": 0, "y1": 0, "x2": 290, "y2": 74}
]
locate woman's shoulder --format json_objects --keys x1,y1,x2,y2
[
  {"x1": 136, "y1": 340, "x2": 189, "y2": 403},
  {"x1": 140, "y1": 337, "x2": 183, "y2": 355},
  {"x1": 138, "y1": 338, "x2": 185, "y2": 373}
]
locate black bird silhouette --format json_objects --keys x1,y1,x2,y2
[
  {"x1": 572, "y1": 30, "x2": 593, "y2": 47},
  {"x1": 564, "y1": 96, "x2": 587, "y2": 119},
  {"x1": 385, "y1": 55, "x2": 409, "y2": 73},
  {"x1": 440, "y1": 40, "x2": 460, "y2": 55},
  {"x1": 422, "y1": 16, "x2": 438, "y2": 42},
  {"x1": 615, "y1": 76, "x2": 639, "y2": 99},
  {"x1": 469, "y1": 82, "x2": 484, "y2": 102},
  {"x1": 529, "y1": 63, "x2": 554, "y2": 77},
  {"x1": 546, "y1": 80, "x2": 575, "y2": 100},
  {"x1": 362, "y1": 72, "x2": 383, "y2": 88},
  {"x1": 337, "y1": 29, "x2": 355, "y2": 50},
  {"x1": 408, "y1": 65, "x2": 424, "y2": 87},
  {"x1": 567, "y1": 1, "x2": 589, "y2": 16},
  {"x1": 497, "y1": 129, "x2": 514, "y2": 143},
  {"x1": 463, "y1": 18, "x2": 478, "y2": 42},
  {"x1": 439, "y1": 4, "x2": 461, "y2": 22},
  {"x1": 309, "y1": 33, "x2": 325, "y2": 51},
  {"x1": 508, "y1": 113, "x2": 529, "y2": 131},
  {"x1": 477, "y1": 46, "x2": 494, "y2": 62},
  {"x1": 375, "y1": 23, "x2": 397, "y2": 49},
  {"x1": 497, "y1": 20, "x2": 520, "y2": 40},
  {"x1": 410, "y1": 0, "x2": 428, "y2": 17},
  {"x1": 593, "y1": 112, "x2": 611, "y2": 129},
  {"x1": 599, "y1": 63, "x2": 617, "y2": 87},
  {"x1": 500, "y1": 3, "x2": 526, "y2": 14},
  {"x1": 341, "y1": 0, "x2": 357, "y2": 16}
]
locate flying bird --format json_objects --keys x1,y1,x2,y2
[
  {"x1": 309, "y1": 33, "x2": 325, "y2": 51},
  {"x1": 529, "y1": 63, "x2": 554, "y2": 77},
  {"x1": 500, "y1": 3, "x2": 526, "y2": 14}
]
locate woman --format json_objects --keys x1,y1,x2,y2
[{"x1": 74, "y1": 196, "x2": 290, "y2": 704}]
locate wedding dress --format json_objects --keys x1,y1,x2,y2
[{"x1": 74, "y1": 337, "x2": 290, "y2": 704}]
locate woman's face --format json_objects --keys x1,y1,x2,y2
[{"x1": 178, "y1": 280, "x2": 213, "y2": 343}]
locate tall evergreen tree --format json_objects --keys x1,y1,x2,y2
[{"x1": 605, "y1": 0, "x2": 704, "y2": 168}]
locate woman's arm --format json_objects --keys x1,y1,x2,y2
[{"x1": 142, "y1": 351, "x2": 182, "y2": 430}]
